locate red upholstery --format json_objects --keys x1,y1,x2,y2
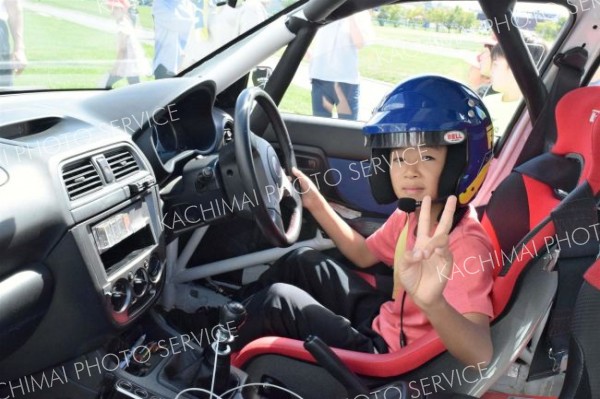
[
  {"x1": 353, "y1": 270, "x2": 376, "y2": 287},
  {"x1": 233, "y1": 87, "x2": 600, "y2": 378},
  {"x1": 587, "y1": 91, "x2": 600, "y2": 194},
  {"x1": 490, "y1": 221, "x2": 556, "y2": 316},
  {"x1": 480, "y1": 176, "x2": 559, "y2": 281},
  {"x1": 584, "y1": 259, "x2": 600, "y2": 291},
  {"x1": 232, "y1": 330, "x2": 445, "y2": 377},
  {"x1": 553, "y1": 86, "x2": 600, "y2": 192},
  {"x1": 479, "y1": 213, "x2": 502, "y2": 278},
  {"x1": 522, "y1": 176, "x2": 559, "y2": 230},
  {"x1": 484, "y1": 86, "x2": 600, "y2": 316}
]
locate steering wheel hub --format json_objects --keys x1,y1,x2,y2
[{"x1": 219, "y1": 87, "x2": 302, "y2": 247}]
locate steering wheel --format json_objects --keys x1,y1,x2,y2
[{"x1": 233, "y1": 87, "x2": 302, "y2": 247}]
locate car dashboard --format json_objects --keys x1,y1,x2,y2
[{"x1": 0, "y1": 78, "x2": 234, "y2": 381}]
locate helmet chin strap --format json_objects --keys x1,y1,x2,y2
[{"x1": 396, "y1": 196, "x2": 448, "y2": 213}]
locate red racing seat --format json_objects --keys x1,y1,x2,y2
[{"x1": 232, "y1": 87, "x2": 600, "y2": 398}]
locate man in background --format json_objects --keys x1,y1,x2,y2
[
  {"x1": 0, "y1": 0, "x2": 26, "y2": 87},
  {"x1": 308, "y1": 12, "x2": 373, "y2": 121},
  {"x1": 152, "y1": 0, "x2": 197, "y2": 79}
]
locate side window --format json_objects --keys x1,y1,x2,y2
[
  {"x1": 589, "y1": 63, "x2": 600, "y2": 86},
  {"x1": 483, "y1": 35, "x2": 549, "y2": 140},
  {"x1": 279, "y1": 1, "x2": 569, "y2": 142}
]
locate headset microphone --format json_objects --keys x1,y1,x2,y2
[
  {"x1": 397, "y1": 198, "x2": 418, "y2": 213},
  {"x1": 396, "y1": 196, "x2": 448, "y2": 213}
]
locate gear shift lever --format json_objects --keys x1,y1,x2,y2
[
  {"x1": 194, "y1": 302, "x2": 247, "y2": 395},
  {"x1": 219, "y1": 301, "x2": 247, "y2": 340}
]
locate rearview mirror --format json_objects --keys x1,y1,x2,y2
[{"x1": 251, "y1": 66, "x2": 273, "y2": 89}]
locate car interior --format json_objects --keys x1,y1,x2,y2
[{"x1": 1, "y1": 0, "x2": 600, "y2": 398}]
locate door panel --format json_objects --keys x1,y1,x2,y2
[{"x1": 268, "y1": 113, "x2": 396, "y2": 218}]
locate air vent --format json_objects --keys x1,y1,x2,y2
[
  {"x1": 223, "y1": 122, "x2": 234, "y2": 144},
  {"x1": 105, "y1": 148, "x2": 140, "y2": 180},
  {"x1": 62, "y1": 159, "x2": 103, "y2": 200}
]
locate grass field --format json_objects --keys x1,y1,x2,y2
[
  {"x1": 359, "y1": 44, "x2": 469, "y2": 84},
  {"x1": 42, "y1": 0, "x2": 155, "y2": 30},
  {"x1": 42, "y1": 0, "x2": 109, "y2": 16},
  {"x1": 278, "y1": 43, "x2": 469, "y2": 116},
  {"x1": 16, "y1": 10, "x2": 117, "y2": 88},
  {"x1": 372, "y1": 24, "x2": 487, "y2": 52},
  {"x1": 16, "y1": 10, "x2": 153, "y2": 89},
  {"x1": 17, "y1": 3, "x2": 468, "y2": 113},
  {"x1": 279, "y1": 84, "x2": 312, "y2": 116},
  {"x1": 39, "y1": 0, "x2": 487, "y2": 53}
]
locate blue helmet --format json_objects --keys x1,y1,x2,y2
[{"x1": 363, "y1": 75, "x2": 494, "y2": 206}]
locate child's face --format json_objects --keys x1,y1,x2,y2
[{"x1": 388, "y1": 146, "x2": 447, "y2": 202}]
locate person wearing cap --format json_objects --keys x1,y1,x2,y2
[
  {"x1": 103, "y1": 0, "x2": 150, "y2": 88},
  {"x1": 234, "y1": 76, "x2": 495, "y2": 367}
]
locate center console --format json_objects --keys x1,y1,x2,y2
[
  {"x1": 69, "y1": 146, "x2": 166, "y2": 326},
  {"x1": 64, "y1": 146, "x2": 248, "y2": 398},
  {"x1": 73, "y1": 189, "x2": 165, "y2": 325}
]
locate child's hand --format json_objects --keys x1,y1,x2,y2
[
  {"x1": 396, "y1": 195, "x2": 457, "y2": 309},
  {"x1": 291, "y1": 167, "x2": 323, "y2": 212}
]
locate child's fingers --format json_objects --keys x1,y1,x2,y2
[
  {"x1": 402, "y1": 247, "x2": 424, "y2": 265},
  {"x1": 421, "y1": 234, "x2": 450, "y2": 258},
  {"x1": 434, "y1": 195, "x2": 457, "y2": 236},
  {"x1": 416, "y1": 195, "x2": 432, "y2": 239},
  {"x1": 292, "y1": 168, "x2": 310, "y2": 190}
]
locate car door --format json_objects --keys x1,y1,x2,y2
[{"x1": 270, "y1": 1, "x2": 569, "y2": 238}]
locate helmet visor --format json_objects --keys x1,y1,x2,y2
[{"x1": 367, "y1": 130, "x2": 466, "y2": 149}]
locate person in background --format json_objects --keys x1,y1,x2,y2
[
  {"x1": 103, "y1": 0, "x2": 150, "y2": 88},
  {"x1": 152, "y1": 0, "x2": 197, "y2": 79},
  {"x1": 483, "y1": 40, "x2": 547, "y2": 139},
  {"x1": 185, "y1": 0, "x2": 268, "y2": 62},
  {"x1": 308, "y1": 11, "x2": 373, "y2": 121},
  {"x1": 127, "y1": 0, "x2": 139, "y2": 27},
  {"x1": 0, "y1": 0, "x2": 26, "y2": 87},
  {"x1": 466, "y1": 35, "x2": 496, "y2": 97}
]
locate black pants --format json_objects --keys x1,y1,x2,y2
[{"x1": 233, "y1": 247, "x2": 391, "y2": 353}]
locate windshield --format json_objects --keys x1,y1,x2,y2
[{"x1": 0, "y1": 0, "x2": 300, "y2": 91}]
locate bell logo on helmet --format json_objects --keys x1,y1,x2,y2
[{"x1": 444, "y1": 131, "x2": 466, "y2": 144}]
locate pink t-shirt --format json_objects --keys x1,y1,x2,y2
[{"x1": 365, "y1": 205, "x2": 494, "y2": 353}]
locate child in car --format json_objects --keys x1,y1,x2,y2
[{"x1": 234, "y1": 75, "x2": 496, "y2": 367}]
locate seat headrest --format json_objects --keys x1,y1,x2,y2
[
  {"x1": 589, "y1": 99, "x2": 600, "y2": 194},
  {"x1": 553, "y1": 86, "x2": 600, "y2": 192}
]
